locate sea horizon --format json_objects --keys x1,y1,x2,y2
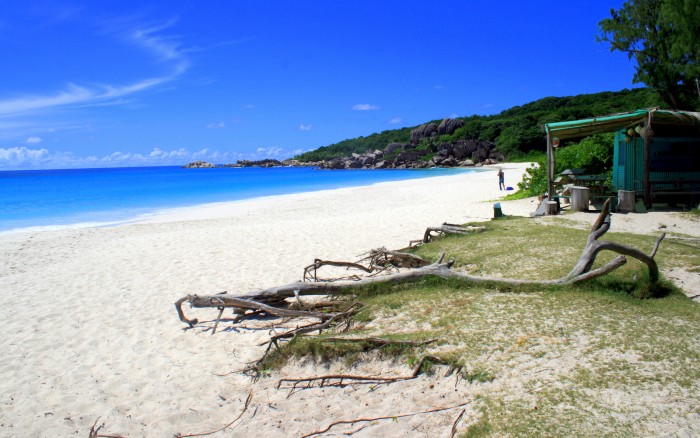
[{"x1": 0, "y1": 165, "x2": 479, "y2": 234}]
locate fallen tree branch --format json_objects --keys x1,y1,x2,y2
[
  {"x1": 562, "y1": 199, "x2": 665, "y2": 284},
  {"x1": 422, "y1": 223, "x2": 486, "y2": 244},
  {"x1": 176, "y1": 202, "x2": 664, "y2": 348},
  {"x1": 303, "y1": 259, "x2": 373, "y2": 282},
  {"x1": 303, "y1": 248, "x2": 431, "y2": 282}
]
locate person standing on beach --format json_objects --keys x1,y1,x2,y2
[{"x1": 498, "y1": 168, "x2": 505, "y2": 190}]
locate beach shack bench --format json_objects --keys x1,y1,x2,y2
[{"x1": 635, "y1": 178, "x2": 700, "y2": 206}]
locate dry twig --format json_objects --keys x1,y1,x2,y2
[
  {"x1": 88, "y1": 418, "x2": 125, "y2": 438},
  {"x1": 300, "y1": 400, "x2": 473, "y2": 438},
  {"x1": 174, "y1": 392, "x2": 253, "y2": 438},
  {"x1": 450, "y1": 409, "x2": 466, "y2": 438}
]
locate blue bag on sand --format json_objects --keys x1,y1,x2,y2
[{"x1": 506, "y1": 186, "x2": 514, "y2": 191}]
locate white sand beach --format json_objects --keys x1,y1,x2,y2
[{"x1": 1, "y1": 162, "x2": 698, "y2": 437}]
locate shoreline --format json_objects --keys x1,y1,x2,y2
[
  {"x1": 0, "y1": 166, "x2": 488, "y2": 236},
  {"x1": 1, "y1": 163, "x2": 534, "y2": 437}
]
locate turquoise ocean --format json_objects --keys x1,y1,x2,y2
[{"x1": 0, "y1": 166, "x2": 474, "y2": 233}]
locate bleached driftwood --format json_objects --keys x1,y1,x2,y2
[
  {"x1": 176, "y1": 200, "x2": 663, "y2": 335},
  {"x1": 302, "y1": 247, "x2": 431, "y2": 282},
  {"x1": 409, "y1": 223, "x2": 486, "y2": 247},
  {"x1": 422, "y1": 223, "x2": 486, "y2": 244}
]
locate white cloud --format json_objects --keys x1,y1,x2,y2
[
  {"x1": 26, "y1": 136, "x2": 43, "y2": 144},
  {"x1": 352, "y1": 103, "x2": 379, "y2": 111},
  {"x1": 388, "y1": 117, "x2": 402, "y2": 124},
  {"x1": 0, "y1": 145, "x2": 300, "y2": 170},
  {"x1": 149, "y1": 147, "x2": 189, "y2": 159},
  {"x1": 256, "y1": 146, "x2": 283, "y2": 157},
  {"x1": 0, "y1": 147, "x2": 50, "y2": 167},
  {"x1": 206, "y1": 122, "x2": 226, "y2": 129},
  {"x1": 299, "y1": 123, "x2": 312, "y2": 131}
]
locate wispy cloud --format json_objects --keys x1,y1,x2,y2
[
  {"x1": 25, "y1": 136, "x2": 43, "y2": 144},
  {"x1": 352, "y1": 103, "x2": 379, "y2": 111},
  {"x1": 129, "y1": 20, "x2": 190, "y2": 74},
  {"x1": 206, "y1": 121, "x2": 226, "y2": 129},
  {"x1": 388, "y1": 117, "x2": 402, "y2": 124},
  {"x1": 0, "y1": 20, "x2": 189, "y2": 118},
  {"x1": 299, "y1": 123, "x2": 312, "y2": 131}
]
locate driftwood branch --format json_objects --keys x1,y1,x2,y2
[
  {"x1": 418, "y1": 223, "x2": 486, "y2": 245},
  {"x1": 562, "y1": 199, "x2": 664, "y2": 284},
  {"x1": 176, "y1": 202, "x2": 663, "y2": 344},
  {"x1": 303, "y1": 248, "x2": 431, "y2": 282}
]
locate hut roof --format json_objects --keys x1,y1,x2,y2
[{"x1": 544, "y1": 108, "x2": 700, "y2": 140}]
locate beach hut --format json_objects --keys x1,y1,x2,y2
[{"x1": 544, "y1": 108, "x2": 700, "y2": 211}]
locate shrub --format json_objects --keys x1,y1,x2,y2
[{"x1": 514, "y1": 133, "x2": 614, "y2": 198}]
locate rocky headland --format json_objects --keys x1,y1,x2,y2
[{"x1": 184, "y1": 118, "x2": 503, "y2": 169}]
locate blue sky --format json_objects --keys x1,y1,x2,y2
[{"x1": 0, "y1": 0, "x2": 637, "y2": 170}]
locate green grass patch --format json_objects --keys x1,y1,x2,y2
[{"x1": 266, "y1": 216, "x2": 700, "y2": 435}]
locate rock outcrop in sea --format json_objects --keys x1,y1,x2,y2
[{"x1": 182, "y1": 161, "x2": 218, "y2": 168}]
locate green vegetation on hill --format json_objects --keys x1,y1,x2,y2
[
  {"x1": 294, "y1": 88, "x2": 662, "y2": 162},
  {"x1": 295, "y1": 127, "x2": 413, "y2": 162}
]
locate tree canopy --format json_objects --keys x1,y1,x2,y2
[
  {"x1": 294, "y1": 88, "x2": 662, "y2": 162},
  {"x1": 597, "y1": 0, "x2": 700, "y2": 110}
]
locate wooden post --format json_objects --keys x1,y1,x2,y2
[
  {"x1": 546, "y1": 132, "x2": 554, "y2": 201},
  {"x1": 545, "y1": 201, "x2": 558, "y2": 215},
  {"x1": 642, "y1": 134, "x2": 652, "y2": 209},
  {"x1": 617, "y1": 190, "x2": 635, "y2": 213},
  {"x1": 640, "y1": 119, "x2": 654, "y2": 210},
  {"x1": 571, "y1": 186, "x2": 590, "y2": 212}
]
